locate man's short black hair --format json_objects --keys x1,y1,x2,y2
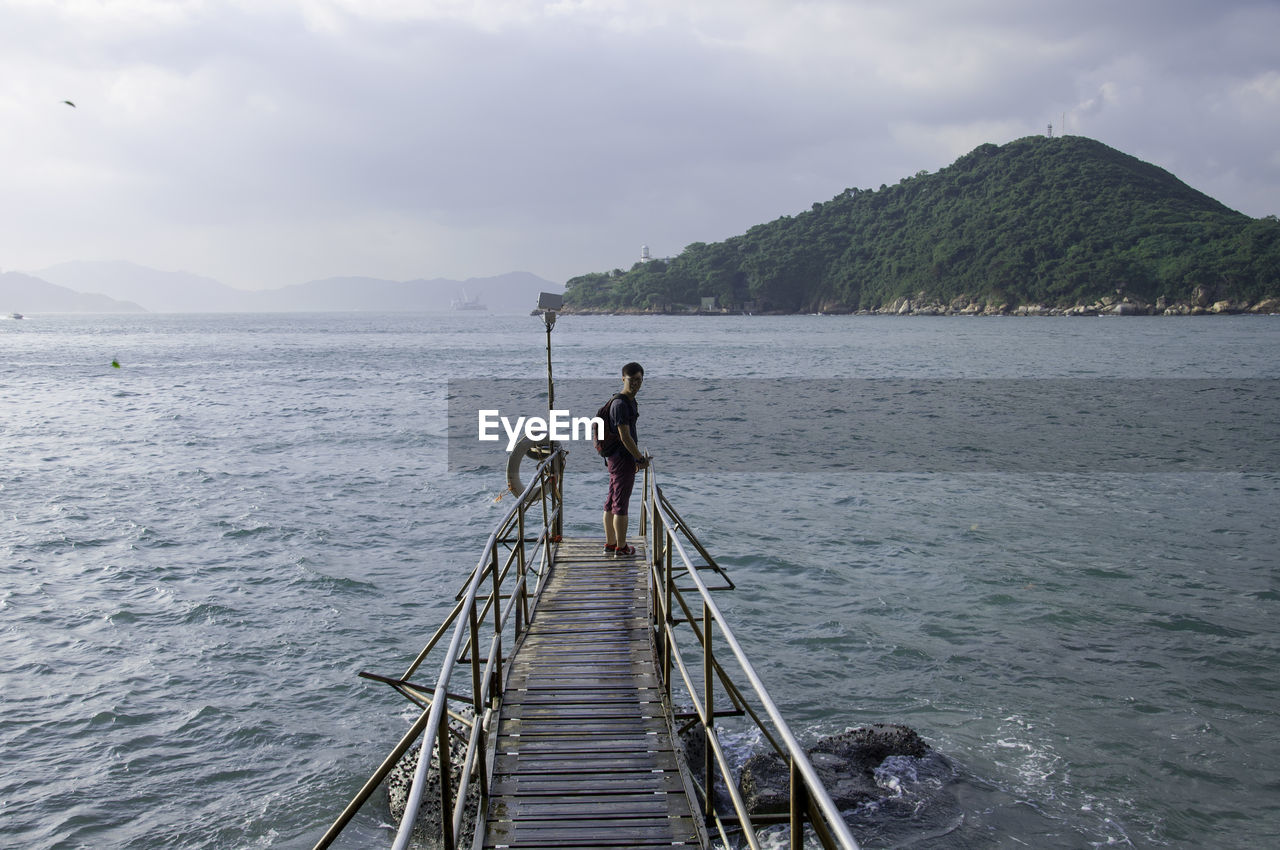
[{"x1": 622, "y1": 362, "x2": 644, "y2": 377}]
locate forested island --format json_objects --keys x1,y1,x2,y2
[{"x1": 563, "y1": 135, "x2": 1280, "y2": 316}]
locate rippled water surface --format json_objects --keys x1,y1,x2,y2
[{"x1": 2, "y1": 313, "x2": 1278, "y2": 849}]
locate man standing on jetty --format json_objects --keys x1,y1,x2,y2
[{"x1": 603, "y1": 362, "x2": 648, "y2": 558}]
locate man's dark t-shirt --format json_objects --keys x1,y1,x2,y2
[{"x1": 606, "y1": 394, "x2": 638, "y2": 457}]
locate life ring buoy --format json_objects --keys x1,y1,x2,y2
[{"x1": 505, "y1": 438, "x2": 558, "y2": 496}]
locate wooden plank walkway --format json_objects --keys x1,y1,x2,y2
[{"x1": 481, "y1": 538, "x2": 704, "y2": 849}]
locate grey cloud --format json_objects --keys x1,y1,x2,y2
[{"x1": 3, "y1": 1, "x2": 1278, "y2": 286}]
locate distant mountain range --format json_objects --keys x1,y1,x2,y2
[
  {"x1": 0, "y1": 271, "x2": 147, "y2": 313},
  {"x1": 0, "y1": 261, "x2": 562, "y2": 314}
]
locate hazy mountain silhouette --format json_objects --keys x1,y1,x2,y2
[
  {"x1": 1, "y1": 271, "x2": 145, "y2": 313},
  {"x1": 36, "y1": 261, "x2": 238, "y2": 312},
  {"x1": 245, "y1": 272, "x2": 558, "y2": 312},
  {"x1": 26, "y1": 262, "x2": 561, "y2": 313}
]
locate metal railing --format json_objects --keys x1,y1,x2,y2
[
  {"x1": 312, "y1": 447, "x2": 566, "y2": 850},
  {"x1": 642, "y1": 464, "x2": 862, "y2": 850},
  {"x1": 313, "y1": 451, "x2": 859, "y2": 850}
]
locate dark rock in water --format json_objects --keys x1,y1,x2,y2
[
  {"x1": 385, "y1": 712, "x2": 478, "y2": 849},
  {"x1": 812, "y1": 723, "x2": 929, "y2": 764},
  {"x1": 740, "y1": 724, "x2": 931, "y2": 814}
]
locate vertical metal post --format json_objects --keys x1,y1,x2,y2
[
  {"x1": 515, "y1": 560, "x2": 525, "y2": 638},
  {"x1": 540, "y1": 303, "x2": 559, "y2": 537},
  {"x1": 662, "y1": 518, "x2": 673, "y2": 699},
  {"x1": 490, "y1": 544, "x2": 501, "y2": 635},
  {"x1": 650, "y1": 484, "x2": 659, "y2": 585},
  {"x1": 542, "y1": 311, "x2": 555, "y2": 494},
  {"x1": 538, "y1": 460, "x2": 550, "y2": 535},
  {"x1": 648, "y1": 507, "x2": 660, "y2": 628},
  {"x1": 544, "y1": 316, "x2": 554, "y2": 420},
  {"x1": 703, "y1": 601, "x2": 714, "y2": 819},
  {"x1": 515, "y1": 505, "x2": 527, "y2": 625},
  {"x1": 640, "y1": 466, "x2": 649, "y2": 536},
  {"x1": 469, "y1": 605, "x2": 483, "y2": 721},
  {"x1": 489, "y1": 635, "x2": 503, "y2": 711},
  {"x1": 438, "y1": 706, "x2": 455, "y2": 850},
  {"x1": 475, "y1": 721, "x2": 490, "y2": 805},
  {"x1": 790, "y1": 756, "x2": 809, "y2": 850},
  {"x1": 552, "y1": 452, "x2": 564, "y2": 539},
  {"x1": 651, "y1": 509, "x2": 664, "y2": 690}
]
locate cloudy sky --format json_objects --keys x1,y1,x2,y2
[{"x1": 3, "y1": 0, "x2": 1278, "y2": 290}]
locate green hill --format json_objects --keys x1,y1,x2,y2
[{"x1": 563, "y1": 135, "x2": 1280, "y2": 314}]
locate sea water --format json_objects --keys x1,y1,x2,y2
[{"x1": 2, "y1": 313, "x2": 1278, "y2": 848}]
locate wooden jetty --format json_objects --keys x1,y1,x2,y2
[
  {"x1": 313, "y1": 451, "x2": 859, "y2": 850},
  {"x1": 482, "y1": 538, "x2": 702, "y2": 848}
]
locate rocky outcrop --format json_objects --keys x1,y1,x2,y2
[
  {"x1": 385, "y1": 711, "x2": 478, "y2": 848},
  {"x1": 738, "y1": 724, "x2": 931, "y2": 814},
  {"x1": 845, "y1": 293, "x2": 1280, "y2": 317},
  {"x1": 565, "y1": 292, "x2": 1280, "y2": 317}
]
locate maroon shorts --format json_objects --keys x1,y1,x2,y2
[{"x1": 604, "y1": 453, "x2": 637, "y2": 515}]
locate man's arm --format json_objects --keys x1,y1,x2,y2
[{"x1": 617, "y1": 424, "x2": 647, "y2": 465}]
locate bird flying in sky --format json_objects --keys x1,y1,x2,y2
[{"x1": 63, "y1": 100, "x2": 76, "y2": 107}]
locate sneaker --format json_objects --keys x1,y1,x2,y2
[
  {"x1": 603, "y1": 543, "x2": 617, "y2": 555},
  {"x1": 613, "y1": 544, "x2": 636, "y2": 558}
]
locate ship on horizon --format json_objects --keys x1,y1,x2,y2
[{"x1": 451, "y1": 290, "x2": 487, "y2": 311}]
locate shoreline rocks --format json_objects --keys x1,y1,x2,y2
[
  {"x1": 736, "y1": 723, "x2": 934, "y2": 814},
  {"x1": 385, "y1": 712, "x2": 478, "y2": 849},
  {"x1": 561, "y1": 294, "x2": 1280, "y2": 316}
]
